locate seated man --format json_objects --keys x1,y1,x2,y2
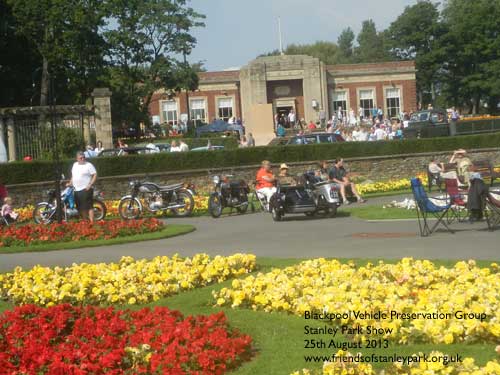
[
  {"x1": 256, "y1": 160, "x2": 277, "y2": 210},
  {"x1": 277, "y1": 163, "x2": 296, "y2": 186},
  {"x1": 329, "y1": 158, "x2": 366, "y2": 204},
  {"x1": 449, "y1": 149, "x2": 473, "y2": 185}
]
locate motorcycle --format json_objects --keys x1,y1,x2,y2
[
  {"x1": 33, "y1": 186, "x2": 107, "y2": 224},
  {"x1": 118, "y1": 180, "x2": 195, "y2": 219},
  {"x1": 208, "y1": 175, "x2": 250, "y2": 218},
  {"x1": 269, "y1": 172, "x2": 340, "y2": 222}
]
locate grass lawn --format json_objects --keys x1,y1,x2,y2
[
  {"x1": 346, "y1": 205, "x2": 418, "y2": 220},
  {"x1": 1, "y1": 257, "x2": 498, "y2": 374},
  {"x1": 0, "y1": 224, "x2": 195, "y2": 254}
]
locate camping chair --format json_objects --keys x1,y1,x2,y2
[
  {"x1": 443, "y1": 178, "x2": 468, "y2": 223},
  {"x1": 484, "y1": 191, "x2": 500, "y2": 231},
  {"x1": 411, "y1": 177, "x2": 454, "y2": 237}
]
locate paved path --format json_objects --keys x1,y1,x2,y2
[{"x1": 1, "y1": 195, "x2": 498, "y2": 272}]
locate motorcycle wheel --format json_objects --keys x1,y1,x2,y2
[
  {"x1": 171, "y1": 190, "x2": 195, "y2": 217},
  {"x1": 271, "y1": 207, "x2": 282, "y2": 222},
  {"x1": 33, "y1": 203, "x2": 55, "y2": 224},
  {"x1": 93, "y1": 200, "x2": 107, "y2": 221},
  {"x1": 208, "y1": 193, "x2": 223, "y2": 218},
  {"x1": 329, "y1": 205, "x2": 338, "y2": 218},
  {"x1": 118, "y1": 198, "x2": 142, "y2": 220}
]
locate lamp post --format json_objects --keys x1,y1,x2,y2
[
  {"x1": 48, "y1": 71, "x2": 63, "y2": 223},
  {"x1": 183, "y1": 50, "x2": 191, "y2": 132}
]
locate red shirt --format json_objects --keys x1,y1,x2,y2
[
  {"x1": 308, "y1": 122, "x2": 316, "y2": 130},
  {"x1": 256, "y1": 168, "x2": 275, "y2": 190}
]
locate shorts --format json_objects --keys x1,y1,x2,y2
[{"x1": 74, "y1": 188, "x2": 93, "y2": 211}]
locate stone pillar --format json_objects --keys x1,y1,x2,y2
[
  {"x1": 239, "y1": 61, "x2": 268, "y2": 124},
  {"x1": 0, "y1": 117, "x2": 6, "y2": 163},
  {"x1": 302, "y1": 58, "x2": 324, "y2": 124},
  {"x1": 7, "y1": 117, "x2": 16, "y2": 161},
  {"x1": 91, "y1": 88, "x2": 113, "y2": 149}
]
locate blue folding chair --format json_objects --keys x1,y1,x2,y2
[{"x1": 411, "y1": 178, "x2": 454, "y2": 237}]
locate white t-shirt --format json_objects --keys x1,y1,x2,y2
[
  {"x1": 72, "y1": 162, "x2": 97, "y2": 191},
  {"x1": 288, "y1": 112, "x2": 296, "y2": 122},
  {"x1": 374, "y1": 128, "x2": 386, "y2": 141}
]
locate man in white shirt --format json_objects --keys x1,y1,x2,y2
[
  {"x1": 287, "y1": 110, "x2": 296, "y2": 128},
  {"x1": 170, "y1": 140, "x2": 181, "y2": 152},
  {"x1": 374, "y1": 126, "x2": 387, "y2": 141},
  {"x1": 70, "y1": 151, "x2": 97, "y2": 222}
]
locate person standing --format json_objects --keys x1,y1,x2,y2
[
  {"x1": 70, "y1": 151, "x2": 97, "y2": 222},
  {"x1": 288, "y1": 109, "x2": 296, "y2": 128},
  {"x1": 247, "y1": 132, "x2": 256, "y2": 147}
]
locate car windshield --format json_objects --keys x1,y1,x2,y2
[{"x1": 410, "y1": 112, "x2": 430, "y2": 121}]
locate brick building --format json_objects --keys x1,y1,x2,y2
[{"x1": 149, "y1": 55, "x2": 416, "y2": 142}]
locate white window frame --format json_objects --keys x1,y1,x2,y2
[
  {"x1": 356, "y1": 87, "x2": 377, "y2": 119},
  {"x1": 384, "y1": 86, "x2": 402, "y2": 119},
  {"x1": 331, "y1": 90, "x2": 349, "y2": 120},
  {"x1": 189, "y1": 97, "x2": 207, "y2": 124},
  {"x1": 161, "y1": 99, "x2": 179, "y2": 125},
  {"x1": 216, "y1": 96, "x2": 234, "y2": 121}
]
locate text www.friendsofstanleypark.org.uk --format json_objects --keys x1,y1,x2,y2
[{"x1": 304, "y1": 353, "x2": 463, "y2": 366}]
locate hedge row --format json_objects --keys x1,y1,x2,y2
[
  {"x1": 2, "y1": 133, "x2": 500, "y2": 185},
  {"x1": 129, "y1": 137, "x2": 239, "y2": 149}
]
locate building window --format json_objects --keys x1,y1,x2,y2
[
  {"x1": 386, "y1": 88, "x2": 401, "y2": 118},
  {"x1": 190, "y1": 99, "x2": 206, "y2": 125},
  {"x1": 162, "y1": 100, "x2": 178, "y2": 125},
  {"x1": 359, "y1": 89, "x2": 375, "y2": 118},
  {"x1": 218, "y1": 97, "x2": 233, "y2": 121},
  {"x1": 332, "y1": 91, "x2": 347, "y2": 119}
]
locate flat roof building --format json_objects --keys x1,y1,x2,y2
[{"x1": 149, "y1": 55, "x2": 416, "y2": 143}]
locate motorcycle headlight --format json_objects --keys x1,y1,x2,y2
[
  {"x1": 213, "y1": 176, "x2": 220, "y2": 184},
  {"x1": 129, "y1": 180, "x2": 135, "y2": 187}
]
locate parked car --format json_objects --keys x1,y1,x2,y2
[
  {"x1": 97, "y1": 147, "x2": 151, "y2": 157},
  {"x1": 190, "y1": 145, "x2": 225, "y2": 152},
  {"x1": 285, "y1": 133, "x2": 345, "y2": 145}
]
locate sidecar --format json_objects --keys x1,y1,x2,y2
[{"x1": 268, "y1": 183, "x2": 317, "y2": 221}]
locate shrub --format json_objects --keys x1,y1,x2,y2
[{"x1": 2, "y1": 133, "x2": 500, "y2": 184}]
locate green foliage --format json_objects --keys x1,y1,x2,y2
[
  {"x1": 355, "y1": 19, "x2": 390, "y2": 63},
  {"x1": 337, "y1": 27, "x2": 355, "y2": 63},
  {"x1": 385, "y1": 1, "x2": 446, "y2": 104},
  {"x1": 3, "y1": 133, "x2": 500, "y2": 185}
]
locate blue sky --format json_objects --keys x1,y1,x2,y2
[{"x1": 187, "y1": 0, "x2": 428, "y2": 71}]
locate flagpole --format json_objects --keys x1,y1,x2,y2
[{"x1": 278, "y1": 17, "x2": 284, "y2": 55}]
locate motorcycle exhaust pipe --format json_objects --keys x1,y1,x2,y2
[
  {"x1": 234, "y1": 202, "x2": 249, "y2": 208},
  {"x1": 167, "y1": 204, "x2": 186, "y2": 209}
]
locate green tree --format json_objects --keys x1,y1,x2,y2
[
  {"x1": 440, "y1": 0, "x2": 500, "y2": 113},
  {"x1": 337, "y1": 27, "x2": 355, "y2": 63},
  {"x1": 355, "y1": 19, "x2": 390, "y2": 63},
  {"x1": 6, "y1": 0, "x2": 107, "y2": 105},
  {"x1": 103, "y1": 0, "x2": 204, "y2": 130},
  {"x1": 0, "y1": 0, "x2": 40, "y2": 106},
  {"x1": 385, "y1": 0, "x2": 446, "y2": 106}
]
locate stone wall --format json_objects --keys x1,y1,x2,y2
[{"x1": 6, "y1": 148, "x2": 500, "y2": 206}]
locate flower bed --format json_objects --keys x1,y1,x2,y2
[
  {"x1": 213, "y1": 258, "x2": 500, "y2": 344},
  {"x1": 357, "y1": 173, "x2": 428, "y2": 195},
  {"x1": 0, "y1": 304, "x2": 252, "y2": 375},
  {"x1": 0, "y1": 253, "x2": 256, "y2": 306},
  {"x1": 0, "y1": 218, "x2": 164, "y2": 248},
  {"x1": 292, "y1": 350, "x2": 500, "y2": 375}
]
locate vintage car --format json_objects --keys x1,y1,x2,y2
[
  {"x1": 403, "y1": 109, "x2": 500, "y2": 138},
  {"x1": 285, "y1": 133, "x2": 345, "y2": 145}
]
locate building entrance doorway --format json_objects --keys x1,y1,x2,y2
[{"x1": 274, "y1": 98, "x2": 296, "y2": 128}]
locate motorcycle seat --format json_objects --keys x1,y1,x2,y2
[{"x1": 158, "y1": 183, "x2": 184, "y2": 191}]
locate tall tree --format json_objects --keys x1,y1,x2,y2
[
  {"x1": 385, "y1": 0, "x2": 445, "y2": 106},
  {"x1": 0, "y1": 0, "x2": 40, "y2": 106},
  {"x1": 103, "y1": 0, "x2": 204, "y2": 128},
  {"x1": 337, "y1": 27, "x2": 355, "y2": 63},
  {"x1": 6, "y1": 0, "x2": 107, "y2": 105},
  {"x1": 440, "y1": 0, "x2": 500, "y2": 113},
  {"x1": 355, "y1": 19, "x2": 389, "y2": 63}
]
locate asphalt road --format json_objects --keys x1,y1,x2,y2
[{"x1": 1, "y1": 199, "x2": 499, "y2": 272}]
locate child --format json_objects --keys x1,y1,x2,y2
[{"x1": 2, "y1": 197, "x2": 19, "y2": 223}]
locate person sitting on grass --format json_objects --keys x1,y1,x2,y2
[{"x1": 329, "y1": 158, "x2": 366, "y2": 204}]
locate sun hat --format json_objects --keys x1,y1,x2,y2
[{"x1": 280, "y1": 163, "x2": 289, "y2": 169}]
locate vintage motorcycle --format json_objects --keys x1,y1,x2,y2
[
  {"x1": 208, "y1": 175, "x2": 250, "y2": 218},
  {"x1": 269, "y1": 172, "x2": 340, "y2": 222},
  {"x1": 33, "y1": 186, "x2": 107, "y2": 224},
  {"x1": 118, "y1": 180, "x2": 195, "y2": 219}
]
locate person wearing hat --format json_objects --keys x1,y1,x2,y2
[
  {"x1": 449, "y1": 149, "x2": 473, "y2": 185},
  {"x1": 255, "y1": 160, "x2": 277, "y2": 210},
  {"x1": 278, "y1": 163, "x2": 297, "y2": 186}
]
